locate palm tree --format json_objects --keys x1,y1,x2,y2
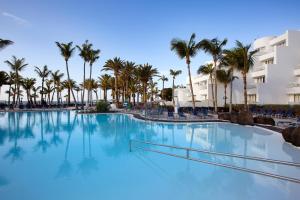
[
  {"x1": 0, "y1": 39, "x2": 13, "y2": 50},
  {"x1": 102, "y1": 57, "x2": 124, "y2": 104},
  {"x1": 62, "y1": 79, "x2": 76, "y2": 105},
  {"x1": 149, "y1": 80, "x2": 157, "y2": 103},
  {"x1": 6, "y1": 72, "x2": 15, "y2": 105},
  {"x1": 137, "y1": 64, "x2": 158, "y2": 103},
  {"x1": 216, "y1": 69, "x2": 232, "y2": 108},
  {"x1": 171, "y1": 33, "x2": 202, "y2": 110},
  {"x1": 5, "y1": 56, "x2": 28, "y2": 106},
  {"x1": 32, "y1": 86, "x2": 41, "y2": 105},
  {"x1": 55, "y1": 42, "x2": 77, "y2": 108},
  {"x1": 197, "y1": 63, "x2": 214, "y2": 107},
  {"x1": 159, "y1": 75, "x2": 168, "y2": 100},
  {"x1": 233, "y1": 41, "x2": 258, "y2": 111},
  {"x1": 87, "y1": 49, "x2": 100, "y2": 104},
  {"x1": 44, "y1": 80, "x2": 54, "y2": 104},
  {"x1": 77, "y1": 40, "x2": 92, "y2": 105},
  {"x1": 200, "y1": 38, "x2": 227, "y2": 112},
  {"x1": 51, "y1": 70, "x2": 64, "y2": 105},
  {"x1": 34, "y1": 65, "x2": 51, "y2": 102},
  {"x1": 222, "y1": 49, "x2": 239, "y2": 112},
  {"x1": 98, "y1": 74, "x2": 111, "y2": 101},
  {"x1": 22, "y1": 78, "x2": 36, "y2": 104},
  {"x1": 169, "y1": 69, "x2": 182, "y2": 107},
  {"x1": 0, "y1": 71, "x2": 8, "y2": 97},
  {"x1": 122, "y1": 61, "x2": 136, "y2": 101}
]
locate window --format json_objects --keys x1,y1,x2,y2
[
  {"x1": 276, "y1": 41, "x2": 286, "y2": 48},
  {"x1": 294, "y1": 94, "x2": 300, "y2": 103},
  {"x1": 264, "y1": 58, "x2": 274, "y2": 65},
  {"x1": 255, "y1": 76, "x2": 265, "y2": 83},
  {"x1": 247, "y1": 94, "x2": 256, "y2": 103}
]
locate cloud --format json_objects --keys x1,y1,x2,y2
[{"x1": 2, "y1": 12, "x2": 29, "y2": 26}]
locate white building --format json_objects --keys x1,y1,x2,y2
[{"x1": 175, "y1": 30, "x2": 300, "y2": 107}]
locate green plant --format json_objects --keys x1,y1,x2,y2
[{"x1": 96, "y1": 100, "x2": 110, "y2": 112}]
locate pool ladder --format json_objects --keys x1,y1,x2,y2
[{"x1": 129, "y1": 140, "x2": 300, "y2": 184}]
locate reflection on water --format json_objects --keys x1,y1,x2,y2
[{"x1": 0, "y1": 111, "x2": 299, "y2": 200}]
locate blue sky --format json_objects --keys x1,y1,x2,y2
[{"x1": 1, "y1": 0, "x2": 300, "y2": 97}]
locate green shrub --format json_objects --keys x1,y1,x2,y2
[{"x1": 96, "y1": 101, "x2": 110, "y2": 112}]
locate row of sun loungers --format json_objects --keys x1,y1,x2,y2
[{"x1": 250, "y1": 108, "x2": 295, "y2": 118}]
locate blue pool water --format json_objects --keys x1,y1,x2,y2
[{"x1": 0, "y1": 111, "x2": 300, "y2": 200}]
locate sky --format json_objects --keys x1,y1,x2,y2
[{"x1": 0, "y1": 0, "x2": 300, "y2": 100}]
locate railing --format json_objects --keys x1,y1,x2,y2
[
  {"x1": 129, "y1": 140, "x2": 300, "y2": 184},
  {"x1": 252, "y1": 65, "x2": 265, "y2": 72},
  {"x1": 287, "y1": 82, "x2": 300, "y2": 88}
]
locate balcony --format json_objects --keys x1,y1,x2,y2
[
  {"x1": 258, "y1": 52, "x2": 275, "y2": 62},
  {"x1": 251, "y1": 65, "x2": 266, "y2": 78},
  {"x1": 247, "y1": 84, "x2": 257, "y2": 94},
  {"x1": 294, "y1": 64, "x2": 300, "y2": 76},
  {"x1": 287, "y1": 83, "x2": 300, "y2": 94}
]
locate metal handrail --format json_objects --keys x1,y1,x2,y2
[
  {"x1": 129, "y1": 140, "x2": 300, "y2": 184},
  {"x1": 130, "y1": 140, "x2": 300, "y2": 167}
]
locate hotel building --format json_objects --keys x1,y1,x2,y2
[{"x1": 175, "y1": 30, "x2": 300, "y2": 107}]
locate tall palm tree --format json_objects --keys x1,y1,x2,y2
[
  {"x1": 170, "y1": 69, "x2": 182, "y2": 107},
  {"x1": 233, "y1": 41, "x2": 258, "y2": 111},
  {"x1": 171, "y1": 33, "x2": 202, "y2": 110},
  {"x1": 77, "y1": 40, "x2": 92, "y2": 105},
  {"x1": 51, "y1": 70, "x2": 64, "y2": 105},
  {"x1": 5, "y1": 56, "x2": 28, "y2": 106},
  {"x1": 197, "y1": 63, "x2": 214, "y2": 107},
  {"x1": 102, "y1": 57, "x2": 124, "y2": 104},
  {"x1": 159, "y1": 75, "x2": 168, "y2": 100},
  {"x1": 87, "y1": 49, "x2": 100, "y2": 104},
  {"x1": 216, "y1": 69, "x2": 232, "y2": 108},
  {"x1": 34, "y1": 65, "x2": 51, "y2": 102},
  {"x1": 98, "y1": 74, "x2": 111, "y2": 101},
  {"x1": 0, "y1": 39, "x2": 13, "y2": 50},
  {"x1": 200, "y1": 38, "x2": 227, "y2": 112},
  {"x1": 137, "y1": 64, "x2": 158, "y2": 103},
  {"x1": 0, "y1": 71, "x2": 8, "y2": 97},
  {"x1": 55, "y1": 42, "x2": 78, "y2": 108}
]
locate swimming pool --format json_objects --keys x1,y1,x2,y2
[{"x1": 0, "y1": 111, "x2": 299, "y2": 200}]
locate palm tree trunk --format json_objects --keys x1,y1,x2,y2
[
  {"x1": 143, "y1": 83, "x2": 147, "y2": 103},
  {"x1": 89, "y1": 63, "x2": 92, "y2": 105},
  {"x1": 187, "y1": 61, "x2": 195, "y2": 110},
  {"x1": 8, "y1": 84, "x2": 11, "y2": 105},
  {"x1": 56, "y1": 84, "x2": 60, "y2": 105},
  {"x1": 41, "y1": 77, "x2": 44, "y2": 101},
  {"x1": 214, "y1": 60, "x2": 218, "y2": 112},
  {"x1": 68, "y1": 88, "x2": 71, "y2": 105},
  {"x1": 133, "y1": 93, "x2": 136, "y2": 106},
  {"x1": 14, "y1": 70, "x2": 18, "y2": 107},
  {"x1": 224, "y1": 84, "x2": 227, "y2": 108},
  {"x1": 65, "y1": 60, "x2": 77, "y2": 108},
  {"x1": 51, "y1": 89, "x2": 55, "y2": 103},
  {"x1": 210, "y1": 74, "x2": 215, "y2": 109},
  {"x1": 172, "y1": 78, "x2": 175, "y2": 107},
  {"x1": 104, "y1": 88, "x2": 107, "y2": 101},
  {"x1": 243, "y1": 73, "x2": 248, "y2": 111},
  {"x1": 115, "y1": 74, "x2": 119, "y2": 104},
  {"x1": 82, "y1": 62, "x2": 86, "y2": 106},
  {"x1": 229, "y1": 81, "x2": 233, "y2": 113}
]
